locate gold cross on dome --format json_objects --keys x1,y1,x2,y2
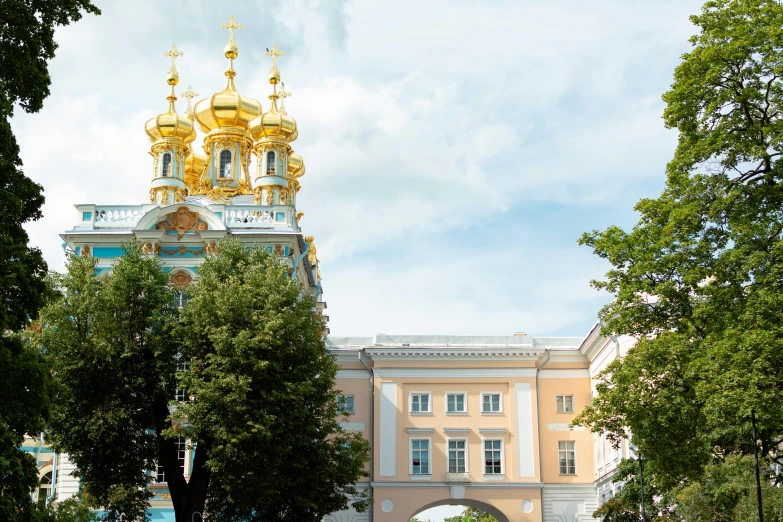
[
  {"x1": 221, "y1": 15, "x2": 243, "y2": 42},
  {"x1": 181, "y1": 85, "x2": 198, "y2": 108},
  {"x1": 266, "y1": 43, "x2": 284, "y2": 68},
  {"x1": 278, "y1": 82, "x2": 291, "y2": 113},
  {"x1": 164, "y1": 44, "x2": 184, "y2": 72}
]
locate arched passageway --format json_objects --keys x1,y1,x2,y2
[{"x1": 409, "y1": 499, "x2": 510, "y2": 522}]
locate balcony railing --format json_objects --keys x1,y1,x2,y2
[
  {"x1": 445, "y1": 472, "x2": 470, "y2": 482},
  {"x1": 93, "y1": 206, "x2": 145, "y2": 228}
]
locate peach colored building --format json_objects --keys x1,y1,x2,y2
[{"x1": 325, "y1": 329, "x2": 634, "y2": 522}]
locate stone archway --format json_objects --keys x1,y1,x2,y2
[{"x1": 409, "y1": 498, "x2": 510, "y2": 522}]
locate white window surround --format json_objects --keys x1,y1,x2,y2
[
  {"x1": 558, "y1": 440, "x2": 577, "y2": 475},
  {"x1": 338, "y1": 394, "x2": 355, "y2": 415},
  {"x1": 482, "y1": 437, "x2": 505, "y2": 479},
  {"x1": 409, "y1": 391, "x2": 432, "y2": 414},
  {"x1": 446, "y1": 437, "x2": 469, "y2": 474},
  {"x1": 556, "y1": 394, "x2": 574, "y2": 414},
  {"x1": 480, "y1": 392, "x2": 503, "y2": 414},
  {"x1": 445, "y1": 391, "x2": 467, "y2": 414},
  {"x1": 409, "y1": 437, "x2": 432, "y2": 479}
]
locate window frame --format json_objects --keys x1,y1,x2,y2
[
  {"x1": 409, "y1": 391, "x2": 432, "y2": 415},
  {"x1": 556, "y1": 394, "x2": 574, "y2": 414},
  {"x1": 482, "y1": 437, "x2": 505, "y2": 478},
  {"x1": 480, "y1": 392, "x2": 503, "y2": 414},
  {"x1": 337, "y1": 394, "x2": 355, "y2": 415},
  {"x1": 558, "y1": 440, "x2": 577, "y2": 475},
  {"x1": 446, "y1": 437, "x2": 469, "y2": 474},
  {"x1": 161, "y1": 152, "x2": 172, "y2": 177},
  {"x1": 266, "y1": 150, "x2": 276, "y2": 174},
  {"x1": 445, "y1": 391, "x2": 467, "y2": 414},
  {"x1": 409, "y1": 437, "x2": 432, "y2": 477},
  {"x1": 218, "y1": 149, "x2": 233, "y2": 178}
]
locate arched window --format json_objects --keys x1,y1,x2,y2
[
  {"x1": 161, "y1": 153, "x2": 172, "y2": 177},
  {"x1": 266, "y1": 151, "x2": 275, "y2": 174},
  {"x1": 219, "y1": 150, "x2": 232, "y2": 178},
  {"x1": 37, "y1": 471, "x2": 52, "y2": 506}
]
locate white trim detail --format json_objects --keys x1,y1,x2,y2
[
  {"x1": 373, "y1": 368, "x2": 537, "y2": 378},
  {"x1": 371, "y1": 481, "x2": 544, "y2": 489},
  {"x1": 479, "y1": 427, "x2": 507, "y2": 434},
  {"x1": 379, "y1": 382, "x2": 397, "y2": 477},
  {"x1": 480, "y1": 391, "x2": 503, "y2": 414},
  {"x1": 409, "y1": 437, "x2": 432, "y2": 477},
  {"x1": 445, "y1": 391, "x2": 468, "y2": 414},
  {"x1": 443, "y1": 427, "x2": 471, "y2": 434},
  {"x1": 406, "y1": 427, "x2": 434, "y2": 434},
  {"x1": 409, "y1": 391, "x2": 432, "y2": 414},
  {"x1": 538, "y1": 369, "x2": 590, "y2": 379},
  {"x1": 515, "y1": 382, "x2": 536, "y2": 478},
  {"x1": 340, "y1": 422, "x2": 365, "y2": 431},
  {"x1": 335, "y1": 369, "x2": 370, "y2": 379}
]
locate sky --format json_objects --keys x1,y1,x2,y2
[{"x1": 14, "y1": 0, "x2": 706, "y2": 346}]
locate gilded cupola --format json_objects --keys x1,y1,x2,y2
[
  {"x1": 181, "y1": 86, "x2": 207, "y2": 195},
  {"x1": 250, "y1": 45, "x2": 303, "y2": 207},
  {"x1": 145, "y1": 44, "x2": 190, "y2": 206},
  {"x1": 188, "y1": 16, "x2": 257, "y2": 200}
]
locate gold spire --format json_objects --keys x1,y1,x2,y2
[
  {"x1": 265, "y1": 43, "x2": 284, "y2": 85},
  {"x1": 279, "y1": 82, "x2": 291, "y2": 115},
  {"x1": 163, "y1": 43, "x2": 184, "y2": 111},
  {"x1": 221, "y1": 15, "x2": 243, "y2": 89},
  {"x1": 181, "y1": 85, "x2": 198, "y2": 119}
]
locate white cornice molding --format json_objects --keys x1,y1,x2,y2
[
  {"x1": 371, "y1": 481, "x2": 544, "y2": 489},
  {"x1": 406, "y1": 427, "x2": 434, "y2": 434},
  {"x1": 443, "y1": 428, "x2": 471, "y2": 434},
  {"x1": 366, "y1": 347, "x2": 544, "y2": 361},
  {"x1": 538, "y1": 369, "x2": 590, "y2": 379},
  {"x1": 373, "y1": 368, "x2": 537, "y2": 379},
  {"x1": 478, "y1": 427, "x2": 507, "y2": 434},
  {"x1": 335, "y1": 369, "x2": 370, "y2": 379}
]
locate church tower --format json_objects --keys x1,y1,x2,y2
[
  {"x1": 191, "y1": 16, "x2": 261, "y2": 201},
  {"x1": 144, "y1": 44, "x2": 192, "y2": 206}
]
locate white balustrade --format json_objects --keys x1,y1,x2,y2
[
  {"x1": 224, "y1": 206, "x2": 284, "y2": 228},
  {"x1": 93, "y1": 206, "x2": 144, "y2": 228}
]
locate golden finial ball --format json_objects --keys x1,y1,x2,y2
[
  {"x1": 268, "y1": 69, "x2": 280, "y2": 84},
  {"x1": 167, "y1": 71, "x2": 179, "y2": 85},
  {"x1": 224, "y1": 42, "x2": 238, "y2": 59}
]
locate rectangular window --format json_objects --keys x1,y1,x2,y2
[
  {"x1": 411, "y1": 439, "x2": 430, "y2": 474},
  {"x1": 448, "y1": 439, "x2": 467, "y2": 473},
  {"x1": 155, "y1": 438, "x2": 187, "y2": 483},
  {"x1": 481, "y1": 393, "x2": 502, "y2": 413},
  {"x1": 446, "y1": 392, "x2": 466, "y2": 413},
  {"x1": 483, "y1": 439, "x2": 503, "y2": 474},
  {"x1": 338, "y1": 395, "x2": 355, "y2": 415},
  {"x1": 174, "y1": 357, "x2": 189, "y2": 402},
  {"x1": 556, "y1": 395, "x2": 574, "y2": 413},
  {"x1": 410, "y1": 392, "x2": 431, "y2": 413},
  {"x1": 559, "y1": 441, "x2": 577, "y2": 475}
]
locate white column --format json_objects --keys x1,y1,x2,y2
[
  {"x1": 515, "y1": 382, "x2": 535, "y2": 477},
  {"x1": 379, "y1": 382, "x2": 397, "y2": 477}
]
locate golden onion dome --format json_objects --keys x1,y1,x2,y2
[
  {"x1": 287, "y1": 151, "x2": 305, "y2": 178},
  {"x1": 192, "y1": 34, "x2": 261, "y2": 133},
  {"x1": 144, "y1": 69, "x2": 193, "y2": 142},
  {"x1": 248, "y1": 95, "x2": 297, "y2": 142}
]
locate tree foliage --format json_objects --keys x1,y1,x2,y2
[
  {"x1": 576, "y1": 0, "x2": 783, "y2": 490},
  {"x1": 0, "y1": 2, "x2": 99, "y2": 520},
  {"x1": 443, "y1": 506, "x2": 498, "y2": 522},
  {"x1": 42, "y1": 239, "x2": 369, "y2": 522}
]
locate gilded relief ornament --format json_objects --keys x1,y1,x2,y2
[
  {"x1": 273, "y1": 244, "x2": 284, "y2": 256},
  {"x1": 206, "y1": 241, "x2": 218, "y2": 254},
  {"x1": 156, "y1": 206, "x2": 204, "y2": 238},
  {"x1": 142, "y1": 242, "x2": 154, "y2": 254},
  {"x1": 279, "y1": 186, "x2": 290, "y2": 204},
  {"x1": 81, "y1": 245, "x2": 91, "y2": 257},
  {"x1": 174, "y1": 188, "x2": 187, "y2": 203},
  {"x1": 253, "y1": 186, "x2": 263, "y2": 205},
  {"x1": 296, "y1": 211, "x2": 304, "y2": 221},
  {"x1": 169, "y1": 271, "x2": 193, "y2": 287},
  {"x1": 160, "y1": 190, "x2": 169, "y2": 205},
  {"x1": 265, "y1": 188, "x2": 274, "y2": 206}
]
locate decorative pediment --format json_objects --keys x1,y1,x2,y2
[
  {"x1": 155, "y1": 206, "x2": 208, "y2": 238},
  {"x1": 169, "y1": 270, "x2": 193, "y2": 287}
]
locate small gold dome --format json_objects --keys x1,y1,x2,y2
[
  {"x1": 184, "y1": 149, "x2": 207, "y2": 188},
  {"x1": 193, "y1": 87, "x2": 261, "y2": 133},
  {"x1": 248, "y1": 100, "x2": 297, "y2": 142},
  {"x1": 145, "y1": 106, "x2": 193, "y2": 142},
  {"x1": 287, "y1": 152, "x2": 305, "y2": 178}
]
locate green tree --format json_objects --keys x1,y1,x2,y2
[
  {"x1": 575, "y1": 0, "x2": 783, "y2": 491},
  {"x1": 0, "y1": 2, "x2": 99, "y2": 520},
  {"x1": 444, "y1": 507, "x2": 498, "y2": 522},
  {"x1": 42, "y1": 240, "x2": 369, "y2": 522}
]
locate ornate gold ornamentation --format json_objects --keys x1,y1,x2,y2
[
  {"x1": 206, "y1": 241, "x2": 218, "y2": 254},
  {"x1": 160, "y1": 190, "x2": 169, "y2": 205},
  {"x1": 273, "y1": 244, "x2": 284, "y2": 256},
  {"x1": 174, "y1": 188, "x2": 187, "y2": 204},
  {"x1": 279, "y1": 186, "x2": 290, "y2": 204},
  {"x1": 265, "y1": 188, "x2": 274, "y2": 206},
  {"x1": 169, "y1": 271, "x2": 193, "y2": 288},
  {"x1": 237, "y1": 175, "x2": 251, "y2": 195},
  {"x1": 216, "y1": 178, "x2": 234, "y2": 187},
  {"x1": 304, "y1": 235, "x2": 317, "y2": 266},
  {"x1": 155, "y1": 244, "x2": 161, "y2": 255},
  {"x1": 203, "y1": 188, "x2": 230, "y2": 204},
  {"x1": 142, "y1": 242, "x2": 154, "y2": 254},
  {"x1": 81, "y1": 245, "x2": 91, "y2": 257},
  {"x1": 161, "y1": 246, "x2": 206, "y2": 257},
  {"x1": 253, "y1": 186, "x2": 262, "y2": 205},
  {"x1": 296, "y1": 211, "x2": 304, "y2": 221},
  {"x1": 156, "y1": 206, "x2": 202, "y2": 238}
]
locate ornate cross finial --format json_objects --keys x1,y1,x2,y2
[
  {"x1": 181, "y1": 85, "x2": 198, "y2": 109},
  {"x1": 265, "y1": 43, "x2": 285, "y2": 69},
  {"x1": 279, "y1": 82, "x2": 291, "y2": 114},
  {"x1": 221, "y1": 15, "x2": 243, "y2": 43},
  {"x1": 164, "y1": 43, "x2": 184, "y2": 73}
]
